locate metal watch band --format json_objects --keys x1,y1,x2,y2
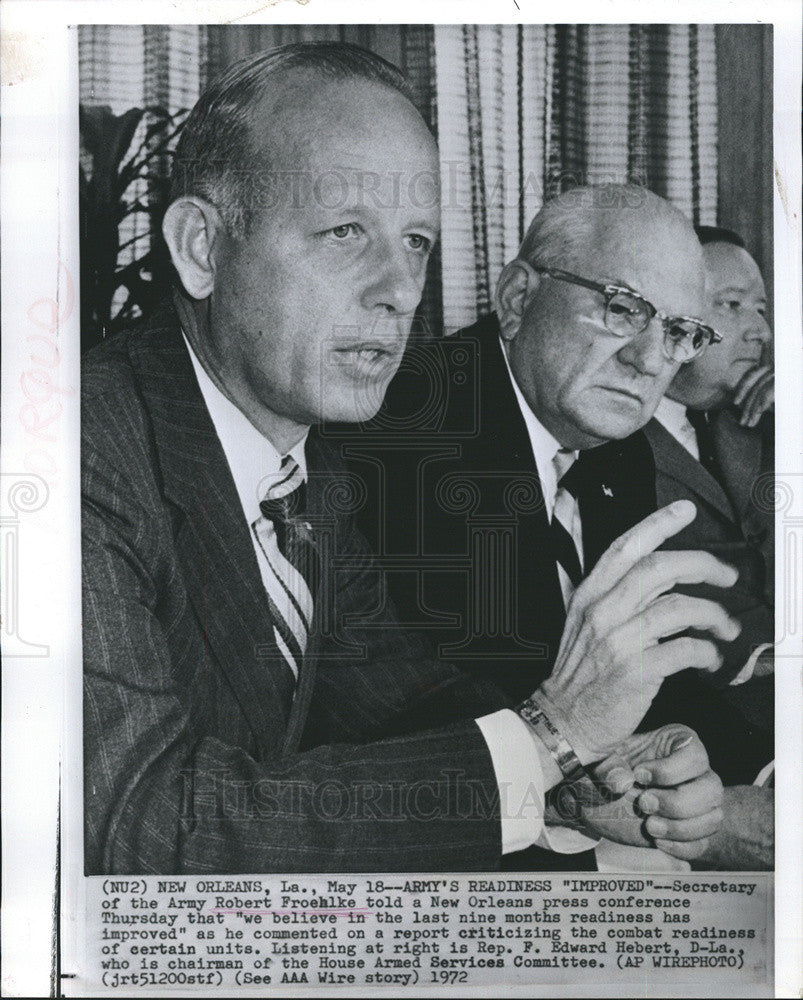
[{"x1": 517, "y1": 694, "x2": 589, "y2": 785}]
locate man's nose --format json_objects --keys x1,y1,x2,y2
[
  {"x1": 616, "y1": 316, "x2": 668, "y2": 377},
  {"x1": 745, "y1": 311, "x2": 772, "y2": 345},
  {"x1": 360, "y1": 241, "x2": 425, "y2": 316}
]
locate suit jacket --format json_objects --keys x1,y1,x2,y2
[
  {"x1": 82, "y1": 303, "x2": 517, "y2": 875},
  {"x1": 642, "y1": 412, "x2": 774, "y2": 737},
  {"x1": 334, "y1": 315, "x2": 771, "y2": 795},
  {"x1": 644, "y1": 409, "x2": 773, "y2": 606},
  {"x1": 330, "y1": 315, "x2": 660, "y2": 871},
  {"x1": 335, "y1": 314, "x2": 657, "y2": 701}
]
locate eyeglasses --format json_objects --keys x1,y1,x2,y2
[{"x1": 533, "y1": 265, "x2": 722, "y2": 364}]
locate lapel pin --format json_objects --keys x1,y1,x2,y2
[{"x1": 602, "y1": 484, "x2": 614, "y2": 498}]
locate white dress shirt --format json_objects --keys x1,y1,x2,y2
[
  {"x1": 183, "y1": 334, "x2": 585, "y2": 856},
  {"x1": 654, "y1": 395, "x2": 700, "y2": 461}
]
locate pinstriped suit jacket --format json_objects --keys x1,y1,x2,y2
[{"x1": 82, "y1": 303, "x2": 512, "y2": 875}]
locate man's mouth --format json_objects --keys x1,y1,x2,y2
[
  {"x1": 343, "y1": 347, "x2": 390, "y2": 362},
  {"x1": 331, "y1": 343, "x2": 401, "y2": 374},
  {"x1": 598, "y1": 385, "x2": 643, "y2": 403}
]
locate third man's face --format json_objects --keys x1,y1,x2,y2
[
  {"x1": 670, "y1": 242, "x2": 771, "y2": 410},
  {"x1": 205, "y1": 73, "x2": 441, "y2": 446}
]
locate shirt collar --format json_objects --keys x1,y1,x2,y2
[
  {"x1": 654, "y1": 395, "x2": 699, "y2": 459},
  {"x1": 182, "y1": 332, "x2": 308, "y2": 526},
  {"x1": 655, "y1": 394, "x2": 690, "y2": 433},
  {"x1": 498, "y1": 337, "x2": 574, "y2": 514}
]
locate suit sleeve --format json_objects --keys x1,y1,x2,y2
[
  {"x1": 293, "y1": 487, "x2": 590, "y2": 862},
  {"x1": 83, "y1": 436, "x2": 506, "y2": 875},
  {"x1": 298, "y1": 499, "x2": 514, "y2": 747}
]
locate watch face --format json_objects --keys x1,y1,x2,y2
[
  {"x1": 549, "y1": 772, "x2": 624, "y2": 825},
  {"x1": 549, "y1": 781, "x2": 585, "y2": 827}
]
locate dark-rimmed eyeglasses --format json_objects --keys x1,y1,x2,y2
[{"x1": 533, "y1": 265, "x2": 722, "y2": 364}]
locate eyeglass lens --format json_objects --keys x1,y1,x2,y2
[{"x1": 604, "y1": 290, "x2": 705, "y2": 362}]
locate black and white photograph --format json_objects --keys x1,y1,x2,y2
[
  {"x1": 1, "y1": 3, "x2": 801, "y2": 996},
  {"x1": 78, "y1": 21, "x2": 775, "y2": 876}
]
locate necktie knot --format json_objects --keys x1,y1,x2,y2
[
  {"x1": 259, "y1": 457, "x2": 306, "y2": 525},
  {"x1": 552, "y1": 447, "x2": 576, "y2": 484},
  {"x1": 686, "y1": 407, "x2": 709, "y2": 436},
  {"x1": 553, "y1": 448, "x2": 588, "y2": 500}
]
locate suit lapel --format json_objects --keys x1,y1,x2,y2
[
  {"x1": 470, "y1": 318, "x2": 567, "y2": 653},
  {"x1": 645, "y1": 417, "x2": 736, "y2": 523},
  {"x1": 576, "y1": 432, "x2": 657, "y2": 570},
  {"x1": 710, "y1": 408, "x2": 763, "y2": 523},
  {"x1": 130, "y1": 308, "x2": 295, "y2": 757}
]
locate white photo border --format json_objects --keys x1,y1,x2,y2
[{"x1": 1, "y1": 2, "x2": 800, "y2": 996}]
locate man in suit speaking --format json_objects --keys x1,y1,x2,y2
[{"x1": 83, "y1": 44, "x2": 734, "y2": 875}]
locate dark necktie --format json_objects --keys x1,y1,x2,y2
[
  {"x1": 550, "y1": 449, "x2": 584, "y2": 593},
  {"x1": 686, "y1": 408, "x2": 723, "y2": 484},
  {"x1": 254, "y1": 456, "x2": 320, "y2": 683}
]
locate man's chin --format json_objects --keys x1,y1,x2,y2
[
  {"x1": 574, "y1": 411, "x2": 645, "y2": 447},
  {"x1": 320, "y1": 387, "x2": 392, "y2": 426}
]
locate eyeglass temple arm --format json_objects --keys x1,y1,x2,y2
[{"x1": 532, "y1": 265, "x2": 611, "y2": 297}]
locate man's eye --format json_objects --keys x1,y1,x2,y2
[
  {"x1": 608, "y1": 301, "x2": 637, "y2": 317},
  {"x1": 716, "y1": 298, "x2": 742, "y2": 311},
  {"x1": 607, "y1": 294, "x2": 641, "y2": 319},
  {"x1": 328, "y1": 224, "x2": 363, "y2": 240},
  {"x1": 404, "y1": 233, "x2": 432, "y2": 253}
]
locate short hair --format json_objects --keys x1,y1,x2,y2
[
  {"x1": 170, "y1": 42, "x2": 417, "y2": 239},
  {"x1": 695, "y1": 225, "x2": 746, "y2": 248},
  {"x1": 518, "y1": 184, "x2": 695, "y2": 270}
]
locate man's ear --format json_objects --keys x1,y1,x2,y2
[
  {"x1": 162, "y1": 197, "x2": 226, "y2": 300},
  {"x1": 495, "y1": 259, "x2": 540, "y2": 342}
]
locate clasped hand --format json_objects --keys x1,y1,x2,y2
[{"x1": 548, "y1": 725, "x2": 723, "y2": 861}]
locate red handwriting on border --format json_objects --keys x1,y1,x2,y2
[{"x1": 21, "y1": 260, "x2": 75, "y2": 480}]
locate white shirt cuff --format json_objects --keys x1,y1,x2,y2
[
  {"x1": 595, "y1": 839, "x2": 690, "y2": 873},
  {"x1": 731, "y1": 642, "x2": 773, "y2": 685},
  {"x1": 475, "y1": 709, "x2": 599, "y2": 856}
]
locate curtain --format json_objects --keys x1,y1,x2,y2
[
  {"x1": 78, "y1": 23, "x2": 717, "y2": 340},
  {"x1": 434, "y1": 24, "x2": 717, "y2": 332}
]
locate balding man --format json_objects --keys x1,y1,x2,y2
[
  {"x1": 83, "y1": 50, "x2": 730, "y2": 875},
  {"x1": 345, "y1": 185, "x2": 748, "y2": 868}
]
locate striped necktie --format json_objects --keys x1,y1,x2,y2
[
  {"x1": 252, "y1": 456, "x2": 319, "y2": 683},
  {"x1": 550, "y1": 448, "x2": 584, "y2": 601}
]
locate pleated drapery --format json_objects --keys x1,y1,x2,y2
[
  {"x1": 433, "y1": 24, "x2": 717, "y2": 331},
  {"x1": 78, "y1": 23, "x2": 718, "y2": 338}
]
